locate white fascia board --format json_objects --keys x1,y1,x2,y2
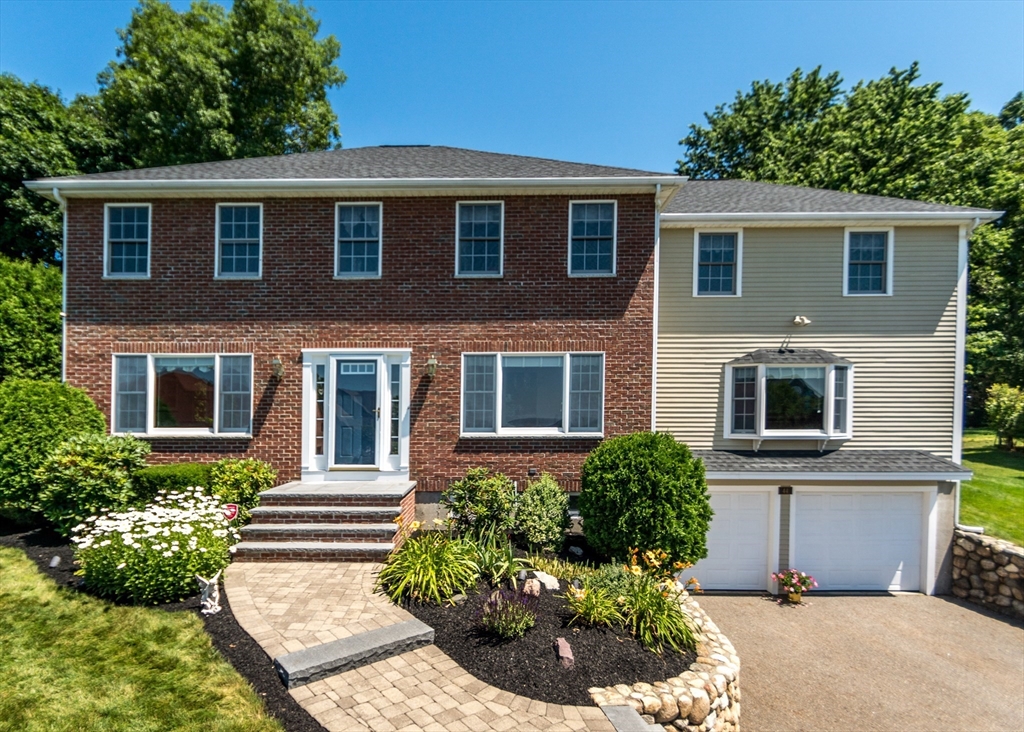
[
  {"x1": 26, "y1": 176, "x2": 686, "y2": 200},
  {"x1": 705, "y1": 470, "x2": 973, "y2": 482},
  {"x1": 660, "y1": 211, "x2": 1003, "y2": 226}
]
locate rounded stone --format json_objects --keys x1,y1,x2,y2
[
  {"x1": 981, "y1": 559, "x2": 997, "y2": 570},
  {"x1": 656, "y1": 693, "x2": 680, "y2": 723},
  {"x1": 633, "y1": 682, "x2": 654, "y2": 693},
  {"x1": 642, "y1": 695, "x2": 662, "y2": 715},
  {"x1": 614, "y1": 684, "x2": 633, "y2": 697},
  {"x1": 689, "y1": 689, "x2": 711, "y2": 724},
  {"x1": 976, "y1": 545, "x2": 992, "y2": 558},
  {"x1": 999, "y1": 584, "x2": 1012, "y2": 597},
  {"x1": 676, "y1": 694, "x2": 693, "y2": 718},
  {"x1": 713, "y1": 675, "x2": 728, "y2": 695},
  {"x1": 625, "y1": 696, "x2": 643, "y2": 713}
]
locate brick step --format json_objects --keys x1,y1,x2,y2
[
  {"x1": 249, "y1": 505, "x2": 400, "y2": 525},
  {"x1": 232, "y1": 541, "x2": 394, "y2": 562},
  {"x1": 259, "y1": 481, "x2": 415, "y2": 509},
  {"x1": 240, "y1": 523, "x2": 397, "y2": 543}
]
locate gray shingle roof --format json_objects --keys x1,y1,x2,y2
[
  {"x1": 665, "y1": 179, "x2": 992, "y2": 215},
  {"x1": 693, "y1": 449, "x2": 970, "y2": 477},
  {"x1": 33, "y1": 145, "x2": 671, "y2": 183},
  {"x1": 728, "y1": 348, "x2": 851, "y2": 365}
]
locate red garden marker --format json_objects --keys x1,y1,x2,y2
[{"x1": 223, "y1": 504, "x2": 239, "y2": 521}]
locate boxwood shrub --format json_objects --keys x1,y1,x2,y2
[
  {"x1": 515, "y1": 473, "x2": 570, "y2": 551},
  {"x1": 0, "y1": 379, "x2": 106, "y2": 523},
  {"x1": 134, "y1": 463, "x2": 212, "y2": 503},
  {"x1": 579, "y1": 432, "x2": 712, "y2": 565}
]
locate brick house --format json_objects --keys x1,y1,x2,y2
[{"x1": 27, "y1": 146, "x2": 1002, "y2": 588}]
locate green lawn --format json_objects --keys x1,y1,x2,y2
[
  {"x1": 960, "y1": 429, "x2": 1024, "y2": 546},
  {"x1": 0, "y1": 547, "x2": 282, "y2": 732}
]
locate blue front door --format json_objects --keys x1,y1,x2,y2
[{"x1": 334, "y1": 361, "x2": 377, "y2": 465}]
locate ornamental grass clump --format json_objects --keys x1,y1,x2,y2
[
  {"x1": 618, "y1": 573, "x2": 696, "y2": 654},
  {"x1": 72, "y1": 488, "x2": 240, "y2": 605},
  {"x1": 564, "y1": 583, "x2": 623, "y2": 628},
  {"x1": 478, "y1": 588, "x2": 539, "y2": 639},
  {"x1": 376, "y1": 530, "x2": 479, "y2": 605}
]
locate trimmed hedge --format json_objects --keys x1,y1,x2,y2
[
  {"x1": 209, "y1": 458, "x2": 275, "y2": 523},
  {"x1": 579, "y1": 432, "x2": 712, "y2": 565},
  {"x1": 0, "y1": 379, "x2": 106, "y2": 523},
  {"x1": 133, "y1": 463, "x2": 212, "y2": 503}
]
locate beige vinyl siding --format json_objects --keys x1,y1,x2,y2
[{"x1": 657, "y1": 226, "x2": 959, "y2": 457}]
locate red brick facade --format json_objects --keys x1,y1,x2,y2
[{"x1": 64, "y1": 193, "x2": 655, "y2": 489}]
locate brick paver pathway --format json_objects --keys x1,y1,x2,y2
[{"x1": 226, "y1": 562, "x2": 614, "y2": 732}]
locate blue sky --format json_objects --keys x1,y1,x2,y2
[{"x1": 2, "y1": 0, "x2": 1022, "y2": 172}]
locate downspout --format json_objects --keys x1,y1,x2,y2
[
  {"x1": 52, "y1": 188, "x2": 68, "y2": 383},
  {"x1": 954, "y1": 216, "x2": 984, "y2": 533},
  {"x1": 651, "y1": 184, "x2": 661, "y2": 431}
]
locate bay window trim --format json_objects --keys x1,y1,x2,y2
[
  {"x1": 110, "y1": 352, "x2": 254, "y2": 438},
  {"x1": 459, "y1": 351, "x2": 605, "y2": 438},
  {"x1": 843, "y1": 227, "x2": 894, "y2": 297},
  {"x1": 693, "y1": 228, "x2": 743, "y2": 298},
  {"x1": 103, "y1": 202, "x2": 152, "y2": 279},
  {"x1": 723, "y1": 362, "x2": 854, "y2": 442},
  {"x1": 214, "y1": 202, "x2": 263, "y2": 280},
  {"x1": 567, "y1": 199, "x2": 617, "y2": 278}
]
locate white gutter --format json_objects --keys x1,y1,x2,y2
[
  {"x1": 651, "y1": 183, "x2": 661, "y2": 431},
  {"x1": 24, "y1": 175, "x2": 685, "y2": 200},
  {"x1": 706, "y1": 470, "x2": 973, "y2": 482},
  {"x1": 660, "y1": 210, "x2": 1003, "y2": 224},
  {"x1": 52, "y1": 187, "x2": 67, "y2": 383}
]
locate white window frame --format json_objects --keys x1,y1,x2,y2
[
  {"x1": 459, "y1": 352, "x2": 605, "y2": 438},
  {"x1": 843, "y1": 227, "x2": 894, "y2": 297},
  {"x1": 110, "y1": 353, "x2": 254, "y2": 437},
  {"x1": 693, "y1": 228, "x2": 743, "y2": 297},
  {"x1": 455, "y1": 201, "x2": 504, "y2": 278},
  {"x1": 723, "y1": 362, "x2": 854, "y2": 443},
  {"x1": 214, "y1": 202, "x2": 263, "y2": 280},
  {"x1": 103, "y1": 202, "x2": 152, "y2": 279},
  {"x1": 567, "y1": 200, "x2": 617, "y2": 277},
  {"x1": 335, "y1": 202, "x2": 383, "y2": 280}
]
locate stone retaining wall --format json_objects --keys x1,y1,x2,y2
[
  {"x1": 589, "y1": 592, "x2": 740, "y2": 731},
  {"x1": 951, "y1": 529, "x2": 1024, "y2": 618}
]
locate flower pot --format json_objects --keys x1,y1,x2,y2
[{"x1": 788, "y1": 591, "x2": 802, "y2": 603}]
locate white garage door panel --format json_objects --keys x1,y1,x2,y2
[
  {"x1": 795, "y1": 492, "x2": 922, "y2": 592},
  {"x1": 688, "y1": 492, "x2": 769, "y2": 590}
]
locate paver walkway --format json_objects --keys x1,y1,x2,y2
[{"x1": 225, "y1": 562, "x2": 614, "y2": 732}]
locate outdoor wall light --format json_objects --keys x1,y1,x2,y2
[
  {"x1": 270, "y1": 357, "x2": 285, "y2": 379},
  {"x1": 425, "y1": 354, "x2": 439, "y2": 378}
]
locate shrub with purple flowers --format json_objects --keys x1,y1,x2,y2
[
  {"x1": 771, "y1": 568, "x2": 818, "y2": 593},
  {"x1": 478, "y1": 588, "x2": 539, "y2": 639}
]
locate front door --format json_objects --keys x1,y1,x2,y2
[{"x1": 333, "y1": 360, "x2": 378, "y2": 466}]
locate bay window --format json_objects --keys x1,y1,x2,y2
[
  {"x1": 113, "y1": 354, "x2": 253, "y2": 436},
  {"x1": 724, "y1": 351, "x2": 852, "y2": 444},
  {"x1": 461, "y1": 353, "x2": 604, "y2": 436}
]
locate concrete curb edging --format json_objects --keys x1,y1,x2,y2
[
  {"x1": 603, "y1": 704, "x2": 666, "y2": 731},
  {"x1": 590, "y1": 591, "x2": 741, "y2": 731},
  {"x1": 274, "y1": 618, "x2": 434, "y2": 688}
]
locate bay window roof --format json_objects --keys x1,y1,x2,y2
[{"x1": 728, "y1": 348, "x2": 852, "y2": 366}]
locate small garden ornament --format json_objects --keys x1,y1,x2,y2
[
  {"x1": 197, "y1": 570, "x2": 222, "y2": 615},
  {"x1": 772, "y1": 568, "x2": 817, "y2": 603}
]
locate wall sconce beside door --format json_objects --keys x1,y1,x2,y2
[
  {"x1": 270, "y1": 357, "x2": 285, "y2": 379},
  {"x1": 425, "y1": 354, "x2": 438, "y2": 378}
]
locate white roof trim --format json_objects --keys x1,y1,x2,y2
[
  {"x1": 706, "y1": 470, "x2": 971, "y2": 482},
  {"x1": 661, "y1": 210, "x2": 1002, "y2": 226}
]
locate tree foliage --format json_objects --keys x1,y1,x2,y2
[
  {"x1": 679, "y1": 64, "x2": 1024, "y2": 416},
  {"x1": 0, "y1": 257, "x2": 63, "y2": 382},
  {"x1": 985, "y1": 383, "x2": 1024, "y2": 450}
]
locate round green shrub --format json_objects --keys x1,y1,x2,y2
[
  {"x1": 72, "y1": 487, "x2": 240, "y2": 604},
  {"x1": 133, "y1": 463, "x2": 212, "y2": 503},
  {"x1": 210, "y1": 458, "x2": 276, "y2": 523},
  {"x1": 0, "y1": 379, "x2": 106, "y2": 523},
  {"x1": 579, "y1": 432, "x2": 712, "y2": 565},
  {"x1": 440, "y1": 467, "x2": 517, "y2": 536},
  {"x1": 515, "y1": 473, "x2": 570, "y2": 551},
  {"x1": 35, "y1": 434, "x2": 151, "y2": 536}
]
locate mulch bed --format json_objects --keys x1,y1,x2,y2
[
  {"x1": 406, "y1": 574, "x2": 696, "y2": 706},
  {"x1": 0, "y1": 522, "x2": 324, "y2": 732}
]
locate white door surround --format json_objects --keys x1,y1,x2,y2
[{"x1": 300, "y1": 348, "x2": 412, "y2": 482}]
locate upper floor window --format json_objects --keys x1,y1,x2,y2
[
  {"x1": 337, "y1": 203, "x2": 382, "y2": 278},
  {"x1": 456, "y1": 202, "x2": 503, "y2": 277},
  {"x1": 845, "y1": 229, "x2": 893, "y2": 296},
  {"x1": 105, "y1": 204, "x2": 150, "y2": 278},
  {"x1": 569, "y1": 201, "x2": 616, "y2": 276},
  {"x1": 694, "y1": 230, "x2": 741, "y2": 296},
  {"x1": 216, "y1": 204, "x2": 262, "y2": 278},
  {"x1": 113, "y1": 353, "x2": 253, "y2": 436},
  {"x1": 724, "y1": 350, "x2": 852, "y2": 444},
  {"x1": 461, "y1": 352, "x2": 604, "y2": 436}
]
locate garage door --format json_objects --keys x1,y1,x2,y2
[
  {"x1": 688, "y1": 492, "x2": 770, "y2": 590},
  {"x1": 794, "y1": 492, "x2": 922, "y2": 591}
]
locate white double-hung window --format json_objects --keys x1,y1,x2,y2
[
  {"x1": 336, "y1": 203, "x2": 382, "y2": 278},
  {"x1": 461, "y1": 353, "x2": 604, "y2": 436},
  {"x1": 113, "y1": 354, "x2": 253, "y2": 436},
  {"x1": 216, "y1": 204, "x2": 262, "y2": 278},
  {"x1": 569, "y1": 201, "x2": 616, "y2": 275},
  {"x1": 105, "y1": 203, "x2": 151, "y2": 278},
  {"x1": 456, "y1": 202, "x2": 503, "y2": 276},
  {"x1": 724, "y1": 349, "x2": 853, "y2": 446}
]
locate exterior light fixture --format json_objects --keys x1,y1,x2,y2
[
  {"x1": 271, "y1": 357, "x2": 285, "y2": 378},
  {"x1": 793, "y1": 315, "x2": 812, "y2": 326},
  {"x1": 425, "y1": 354, "x2": 438, "y2": 378}
]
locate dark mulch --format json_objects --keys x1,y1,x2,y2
[
  {"x1": 406, "y1": 575, "x2": 696, "y2": 706},
  {"x1": 0, "y1": 522, "x2": 324, "y2": 732}
]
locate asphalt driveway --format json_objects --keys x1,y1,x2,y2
[{"x1": 696, "y1": 593, "x2": 1024, "y2": 732}]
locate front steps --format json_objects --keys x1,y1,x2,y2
[{"x1": 234, "y1": 481, "x2": 416, "y2": 562}]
